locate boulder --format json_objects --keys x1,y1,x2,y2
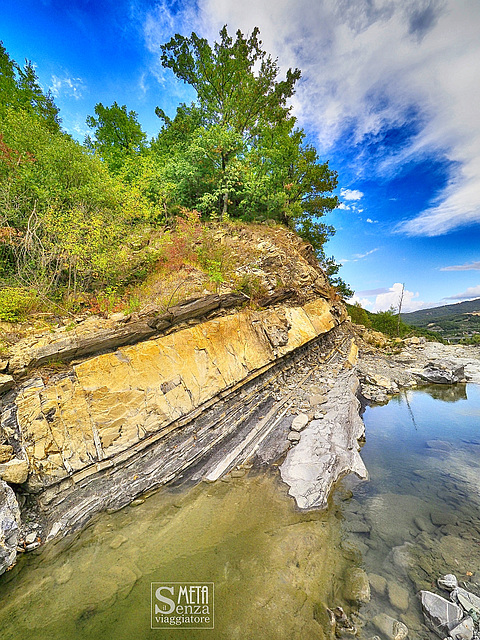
[
  {"x1": 420, "y1": 591, "x2": 463, "y2": 637},
  {"x1": 454, "y1": 587, "x2": 480, "y2": 617},
  {"x1": 387, "y1": 581, "x2": 409, "y2": 612},
  {"x1": 0, "y1": 458, "x2": 29, "y2": 484},
  {"x1": 0, "y1": 479, "x2": 21, "y2": 575},
  {"x1": 371, "y1": 613, "x2": 408, "y2": 640},
  {"x1": 417, "y1": 362, "x2": 465, "y2": 384},
  {"x1": 449, "y1": 617, "x2": 474, "y2": 640},
  {"x1": 437, "y1": 574, "x2": 458, "y2": 592},
  {"x1": 344, "y1": 567, "x2": 370, "y2": 603}
]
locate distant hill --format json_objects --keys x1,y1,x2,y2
[{"x1": 402, "y1": 298, "x2": 480, "y2": 342}]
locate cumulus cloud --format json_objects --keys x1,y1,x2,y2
[
  {"x1": 356, "y1": 282, "x2": 426, "y2": 312},
  {"x1": 366, "y1": 218, "x2": 378, "y2": 223},
  {"x1": 440, "y1": 261, "x2": 480, "y2": 271},
  {"x1": 445, "y1": 285, "x2": 480, "y2": 300},
  {"x1": 340, "y1": 188, "x2": 364, "y2": 201},
  {"x1": 50, "y1": 74, "x2": 85, "y2": 99},
  {"x1": 173, "y1": 0, "x2": 480, "y2": 236},
  {"x1": 348, "y1": 294, "x2": 373, "y2": 309}
]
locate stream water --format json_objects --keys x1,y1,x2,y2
[{"x1": 1, "y1": 383, "x2": 480, "y2": 639}]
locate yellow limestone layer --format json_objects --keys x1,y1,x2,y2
[{"x1": 16, "y1": 298, "x2": 339, "y2": 483}]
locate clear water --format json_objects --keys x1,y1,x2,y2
[{"x1": 1, "y1": 384, "x2": 480, "y2": 639}]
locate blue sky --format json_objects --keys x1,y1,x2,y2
[{"x1": 2, "y1": 0, "x2": 480, "y2": 311}]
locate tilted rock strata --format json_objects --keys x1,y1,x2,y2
[{"x1": 6, "y1": 298, "x2": 342, "y2": 491}]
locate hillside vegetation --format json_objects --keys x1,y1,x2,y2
[
  {"x1": 402, "y1": 298, "x2": 480, "y2": 343},
  {"x1": 0, "y1": 26, "x2": 350, "y2": 324},
  {"x1": 347, "y1": 303, "x2": 442, "y2": 342}
]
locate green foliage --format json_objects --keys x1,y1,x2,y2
[
  {"x1": 0, "y1": 42, "x2": 60, "y2": 131},
  {"x1": 85, "y1": 101, "x2": 147, "y2": 171},
  {"x1": 0, "y1": 286, "x2": 38, "y2": 321},
  {"x1": 160, "y1": 26, "x2": 300, "y2": 136},
  {"x1": 346, "y1": 303, "x2": 372, "y2": 327}
]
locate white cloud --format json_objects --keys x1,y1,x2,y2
[
  {"x1": 353, "y1": 247, "x2": 379, "y2": 260},
  {"x1": 369, "y1": 282, "x2": 426, "y2": 312},
  {"x1": 366, "y1": 218, "x2": 378, "y2": 223},
  {"x1": 180, "y1": 0, "x2": 480, "y2": 236},
  {"x1": 340, "y1": 188, "x2": 364, "y2": 201},
  {"x1": 440, "y1": 261, "x2": 480, "y2": 271},
  {"x1": 445, "y1": 285, "x2": 480, "y2": 300},
  {"x1": 336, "y1": 202, "x2": 351, "y2": 210},
  {"x1": 347, "y1": 294, "x2": 373, "y2": 309},
  {"x1": 50, "y1": 74, "x2": 85, "y2": 100}
]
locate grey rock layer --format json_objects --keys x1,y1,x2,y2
[
  {"x1": 0, "y1": 479, "x2": 21, "y2": 575},
  {"x1": 280, "y1": 370, "x2": 367, "y2": 509}
]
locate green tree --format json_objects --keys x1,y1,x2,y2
[
  {"x1": 85, "y1": 101, "x2": 147, "y2": 171},
  {"x1": 160, "y1": 26, "x2": 300, "y2": 216},
  {"x1": 0, "y1": 42, "x2": 60, "y2": 131}
]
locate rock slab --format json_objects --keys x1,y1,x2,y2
[
  {"x1": 0, "y1": 479, "x2": 20, "y2": 575},
  {"x1": 420, "y1": 590, "x2": 464, "y2": 637}
]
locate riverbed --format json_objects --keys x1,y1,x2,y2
[{"x1": 1, "y1": 383, "x2": 480, "y2": 639}]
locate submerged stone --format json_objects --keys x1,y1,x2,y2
[{"x1": 371, "y1": 613, "x2": 408, "y2": 640}]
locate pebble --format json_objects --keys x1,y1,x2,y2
[
  {"x1": 25, "y1": 533, "x2": 37, "y2": 545},
  {"x1": 291, "y1": 413, "x2": 309, "y2": 432},
  {"x1": 130, "y1": 498, "x2": 145, "y2": 507},
  {"x1": 109, "y1": 534, "x2": 128, "y2": 549}
]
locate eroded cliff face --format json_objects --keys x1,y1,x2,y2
[
  {"x1": 0, "y1": 228, "x2": 365, "y2": 573},
  {"x1": 12, "y1": 298, "x2": 340, "y2": 490}
]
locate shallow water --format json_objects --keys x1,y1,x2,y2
[{"x1": 1, "y1": 383, "x2": 480, "y2": 639}]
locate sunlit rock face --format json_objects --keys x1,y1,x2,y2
[{"x1": 9, "y1": 298, "x2": 341, "y2": 490}]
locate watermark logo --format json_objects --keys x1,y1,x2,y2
[{"x1": 151, "y1": 582, "x2": 214, "y2": 629}]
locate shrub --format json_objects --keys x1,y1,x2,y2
[{"x1": 0, "y1": 286, "x2": 37, "y2": 321}]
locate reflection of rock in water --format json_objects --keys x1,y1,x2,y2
[{"x1": 418, "y1": 383, "x2": 468, "y2": 402}]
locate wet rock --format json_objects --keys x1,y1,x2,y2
[
  {"x1": 414, "y1": 515, "x2": 435, "y2": 533},
  {"x1": 426, "y1": 439, "x2": 453, "y2": 451},
  {"x1": 448, "y1": 616, "x2": 474, "y2": 640},
  {"x1": 387, "y1": 581, "x2": 409, "y2": 612},
  {"x1": 53, "y1": 563, "x2": 73, "y2": 585},
  {"x1": 0, "y1": 479, "x2": 21, "y2": 575},
  {"x1": 371, "y1": 613, "x2": 408, "y2": 640},
  {"x1": 291, "y1": 413, "x2": 309, "y2": 432},
  {"x1": 368, "y1": 573, "x2": 387, "y2": 596},
  {"x1": 344, "y1": 567, "x2": 371, "y2": 604},
  {"x1": 0, "y1": 374, "x2": 14, "y2": 395},
  {"x1": 437, "y1": 574, "x2": 458, "y2": 591},
  {"x1": 420, "y1": 590, "x2": 463, "y2": 636},
  {"x1": 346, "y1": 518, "x2": 370, "y2": 533},
  {"x1": 109, "y1": 534, "x2": 127, "y2": 549},
  {"x1": 430, "y1": 509, "x2": 457, "y2": 526}
]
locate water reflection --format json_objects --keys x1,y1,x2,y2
[{"x1": 1, "y1": 384, "x2": 480, "y2": 639}]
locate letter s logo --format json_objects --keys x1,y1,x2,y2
[{"x1": 155, "y1": 586, "x2": 175, "y2": 614}]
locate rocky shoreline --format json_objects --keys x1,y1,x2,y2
[{"x1": 2, "y1": 305, "x2": 480, "y2": 640}]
